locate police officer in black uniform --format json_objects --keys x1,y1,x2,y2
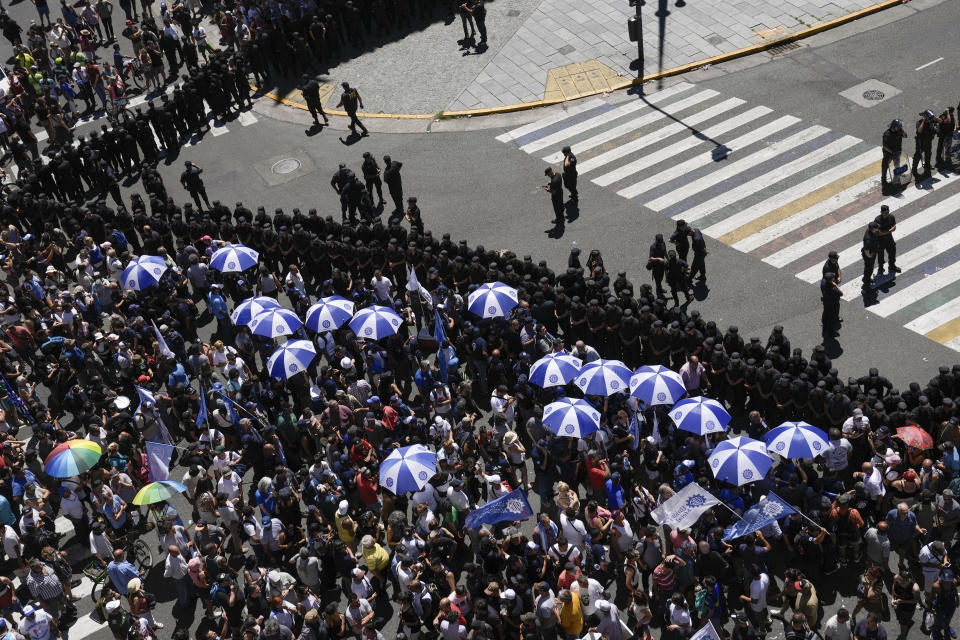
[
  {"x1": 821, "y1": 272, "x2": 841, "y2": 337},
  {"x1": 330, "y1": 163, "x2": 355, "y2": 223},
  {"x1": 543, "y1": 167, "x2": 564, "y2": 225},
  {"x1": 881, "y1": 119, "x2": 906, "y2": 193},
  {"x1": 874, "y1": 204, "x2": 900, "y2": 276},
  {"x1": 670, "y1": 219, "x2": 691, "y2": 262},
  {"x1": 383, "y1": 155, "x2": 403, "y2": 214},
  {"x1": 180, "y1": 161, "x2": 211, "y2": 212},
  {"x1": 936, "y1": 106, "x2": 957, "y2": 169},
  {"x1": 913, "y1": 109, "x2": 940, "y2": 181},
  {"x1": 861, "y1": 221, "x2": 879, "y2": 288},
  {"x1": 688, "y1": 225, "x2": 707, "y2": 284},
  {"x1": 647, "y1": 233, "x2": 667, "y2": 299},
  {"x1": 336, "y1": 82, "x2": 368, "y2": 136},
  {"x1": 300, "y1": 74, "x2": 329, "y2": 126},
  {"x1": 821, "y1": 250, "x2": 841, "y2": 282},
  {"x1": 361, "y1": 152, "x2": 384, "y2": 205},
  {"x1": 561, "y1": 146, "x2": 578, "y2": 200}
]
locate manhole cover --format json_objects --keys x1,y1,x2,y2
[
  {"x1": 839, "y1": 80, "x2": 901, "y2": 108},
  {"x1": 557, "y1": 44, "x2": 576, "y2": 55},
  {"x1": 706, "y1": 34, "x2": 725, "y2": 46},
  {"x1": 862, "y1": 89, "x2": 885, "y2": 101},
  {"x1": 506, "y1": 9, "x2": 520, "y2": 16},
  {"x1": 272, "y1": 158, "x2": 301, "y2": 174}
]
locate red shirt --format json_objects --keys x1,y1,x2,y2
[
  {"x1": 355, "y1": 472, "x2": 379, "y2": 505},
  {"x1": 586, "y1": 460, "x2": 608, "y2": 492}
]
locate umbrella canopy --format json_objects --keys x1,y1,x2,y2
[
  {"x1": 574, "y1": 359, "x2": 632, "y2": 396},
  {"x1": 133, "y1": 480, "x2": 188, "y2": 505},
  {"x1": 542, "y1": 398, "x2": 601, "y2": 438},
  {"x1": 267, "y1": 339, "x2": 317, "y2": 379},
  {"x1": 765, "y1": 421, "x2": 829, "y2": 459},
  {"x1": 896, "y1": 425, "x2": 934, "y2": 450},
  {"x1": 670, "y1": 397, "x2": 731, "y2": 435},
  {"x1": 121, "y1": 255, "x2": 168, "y2": 290},
  {"x1": 708, "y1": 436, "x2": 773, "y2": 486},
  {"x1": 231, "y1": 296, "x2": 281, "y2": 325},
  {"x1": 248, "y1": 307, "x2": 304, "y2": 338},
  {"x1": 529, "y1": 353, "x2": 583, "y2": 388},
  {"x1": 630, "y1": 365, "x2": 687, "y2": 405},
  {"x1": 380, "y1": 445, "x2": 437, "y2": 494},
  {"x1": 210, "y1": 244, "x2": 259, "y2": 272},
  {"x1": 44, "y1": 439, "x2": 102, "y2": 477},
  {"x1": 349, "y1": 305, "x2": 403, "y2": 340},
  {"x1": 467, "y1": 282, "x2": 519, "y2": 318},
  {"x1": 305, "y1": 296, "x2": 355, "y2": 333}
]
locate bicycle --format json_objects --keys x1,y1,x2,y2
[
  {"x1": 84, "y1": 527, "x2": 155, "y2": 604},
  {"x1": 118, "y1": 57, "x2": 147, "y2": 91}
]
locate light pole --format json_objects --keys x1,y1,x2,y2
[{"x1": 627, "y1": 0, "x2": 644, "y2": 79}]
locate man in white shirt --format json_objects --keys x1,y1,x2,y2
[
  {"x1": 824, "y1": 607, "x2": 853, "y2": 640},
  {"x1": 163, "y1": 544, "x2": 191, "y2": 609},
  {"x1": 19, "y1": 605, "x2": 55, "y2": 640},
  {"x1": 0, "y1": 523, "x2": 21, "y2": 566},
  {"x1": 560, "y1": 509, "x2": 588, "y2": 551},
  {"x1": 571, "y1": 574, "x2": 604, "y2": 618},
  {"x1": 741, "y1": 565, "x2": 770, "y2": 631},
  {"x1": 842, "y1": 409, "x2": 870, "y2": 439},
  {"x1": 824, "y1": 428, "x2": 853, "y2": 474},
  {"x1": 370, "y1": 271, "x2": 393, "y2": 304},
  {"x1": 489, "y1": 385, "x2": 515, "y2": 426},
  {"x1": 216, "y1": 470, "x2": 242, "y2": 501}
]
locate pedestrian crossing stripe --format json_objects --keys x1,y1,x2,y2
[{"x1": 498, "y1": 82, "x2": 960, "y2": 351}]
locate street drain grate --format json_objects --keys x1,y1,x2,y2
[
  {"x1": 506, "y1": 9, "x2": 520, "y2": 16},
  {"x1": 862, "y1": 89, "x2": 885, "y2": 101},
  {"x1": 557, "y1": 44, "x2": 576, "y2": 55},
  {"x1": 706, "y1": 34, "x2": 725, "y2": 46},
  {"x1": 768, "y1": 41, "x2": 801, "y2": 56},
  {"x1": 272, "y1": 158, "x2": 301, "y2": 174},
  {"x1": 838, "y1": 79, "x2": 902, "y2": 108}
]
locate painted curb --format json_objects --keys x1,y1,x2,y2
[{"x1": 256, "y1": 0, "x2": 903, "y2": 120}]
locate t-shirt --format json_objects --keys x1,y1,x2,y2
[
  {"x1": 824, "y1": 438, "x2": 852, "y2": 471},
  {"x1": 853, "y1": 620, "x2": 887, "y2": 640},
  {"x1": 536, "y1": 593, "x2": 557, "y2": 629},
  {"x1": 20, "y1": 609, "x2": 53, "y2": 640},
  {"x1": 748, "y1": 573, "x2": 770, "y2": 612},
  {"x1": 825, "y1": 614, "x2": 853, "y2": 640}
]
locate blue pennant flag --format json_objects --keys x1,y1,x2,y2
[
  {"x1": 723, "y1": 492, "x2": 798, "y2": 541},
  {"x1": 217, "y1": 391, "x2": 240, "y2": 425},
  {"x1": 628, "y1": 409, "x2": 642, "y2": 451},
  {"x1": 464, "y1": 487, "x2": 534, "y2": 531},
  {"x1": 134, "y1": 385, "x2": 171, "y2": 444},
  {"x1": 434, "y1": 309, "x2": 449, "y2": 383},
  {"x1": 145, "y1": 441, "x2": 174, "y2": 482},
  {"x1": 0, "y1": 370, "x2": 33, "y2": 425},
  {"x1": 196, "y1": 386, "x2": 208, "y2": 426}
]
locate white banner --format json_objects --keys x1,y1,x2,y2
[
  {"x1": 651, "y1": 482, "x2": 719, "y2": 529},
  {"x1": 690, "y1": 621, "x2": 722, "y2": 640}
]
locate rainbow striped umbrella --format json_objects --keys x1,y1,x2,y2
[
  {"x1": 44, "y1": 439, "x2": 103, "y2": 477},
  {"x1": 133, "y1": 480, "x2": 188, "y2": 505}
]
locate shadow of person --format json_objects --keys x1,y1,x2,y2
[
  {"x1": 692, "y1": 280, "x2": 709, "y2": 301},
  {"x1": 546, "y1": 220, "x2": 566, "y2": 238},
  {"x1": 565, "y1": 200, "x2": 580, "y2": 224},
  {"x1": 305, "y1": 122, "x2": 325, "y2": 137},
  {"x1": 339, "y1": 130, "x2": 363, "y2": 145},
  {"x1": 821, "y1": 336, "x2": 843, "y2": 359}
]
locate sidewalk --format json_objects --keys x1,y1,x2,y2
[{"x1": 261, "y1": 0, "x2": 898, "y2": 115}]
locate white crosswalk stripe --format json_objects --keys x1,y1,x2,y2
[{"x1": 497, "y1": 81, "x2": 960, "y2": 351}]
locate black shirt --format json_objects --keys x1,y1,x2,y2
[
  {"x1": 549, "y1": 173, "x2": 563, "y2": 197},
  {"x1": 180, "y1": 167, "x2": 204, "y2": 191},
  {"x1": 340, "y1": 88, "x2": 360, "y2": 113}
]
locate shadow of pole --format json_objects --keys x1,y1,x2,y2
[{"x1": 656, "y1": 0, "x2": 670, "y2": 90}]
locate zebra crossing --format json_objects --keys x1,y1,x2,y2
[{"x1": 496, "y1": 81, "x2": 960, "y2": 353}]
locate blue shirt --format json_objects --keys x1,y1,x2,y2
[
  {"x1": 885, "y1": 509, "x2": 919, "y2": 544},
  {"x1": 107, "y1": 559, "x2": 139, "y2": 594},
  {"x1": 0, "y1": 494, "x2": 15, "y2": 525},
  {"x1": 11, "y1": 470, "x2": 36, "y2": 498},
  {"x1": 605, "y1": 480, "x2": 627, "y2": 511},
  {"x1": 208, "y1": 291, "x2": 229, "y2": 320},
  {"x1": 104, "y1": 494, "x2": 128, "y2": 529}
]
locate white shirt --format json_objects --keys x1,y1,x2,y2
[
  {"x1": 748, "y1": 573, "x2": 770, "y2": 612},
  {"x1": 864, "y1": 466, "x2": 886, "y2": 499},
  {"x1": 2, "y1": 526, "x2": 21, "y2": 559},
  {"x1": 60, "y1": 492, "x2": 84, "y2": 519},
  {"x1": 824, "y1": 614, "x2": 853, "y2": 640},
  {"x1": 439, "y1": 620, "x2": 467, "y2": 640},
  {"x1": 842, "y1": 416, "x2": 870, "y2": 436},
  {"x1": 824, "y1": 438, "x2": 853, "y2": 471},
  {"x1": 90, "y1": 530, "x2": 113, "y2": 560},
  {"x1": 370, "y1": 276, "x2": 392, "y2": 303},
  {"x1": 217, "y1": 471, "x2": 242, "y2": 501},
  {"x1": 490, "y1": 393, "x2": 515, "y2": 425},
  {"x1": 212, "y1": 451, "x2": 240, "y2": 474},
  {"x1": 572, "y1": 577, "x2": 604, "y2": 615},
  {"x1": 560, "y1": 512, "x2": 588, "y2": 549},
  {"x1": 164, "y1": 552, "x2": 189, "y2": 579},
  {"x1": 20, "y1": 609, "x2": 53, "y2": 640}
]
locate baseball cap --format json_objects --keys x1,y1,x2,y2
[
  {"x1": 500, "y1": 588, "x2": 516, "y2": 600},
  {"x1": 22, "y1": 605, "x2": 36, "y2": 617}
]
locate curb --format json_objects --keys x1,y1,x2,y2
[{"x1": 256, "y1": 0, "x2": 902, "y2": 120}]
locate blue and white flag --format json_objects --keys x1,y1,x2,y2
[
  {"x1": 217, "y1": 391, "x2": 240, "y2": 425},
  {"x1": 651, "y1": 482, "x2": 720, "y2": 529},
  {"x1": 722, "y1": 492, "x2": 797, "y2": 541},
  {"x1": 465, "y1": 488, "x2": 534, "y2": 530},
  {"x1": 690, "y1": 622, "x2": 723, "y2": 640},
  {"x1": 145, "y1": 441, "x2": 174, "y2": 482},
  {"x1": 151, "y1": 320, "x2": 175, "y2": 360},
  {"x1": 134, "y1": 385, "x2": 172, "y2": 444},
  {"x1": 434, "y1": 309, "x2": 449, "y2": 383},
  {"x1": 196, "y1": 386, "x2": 208, "y2": 426},
  {"x1": 0, "y1": 370, "x2": 33, "y2": 425},
  {"x1": 628, "y1": 409, "x2": 642, "y2": 452},
  {"x1": 405, "y1": 269, "x2": 432, "y2": 308}
]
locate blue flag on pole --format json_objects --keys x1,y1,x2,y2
[
  {"x1": 134, "y1": 385, "x2": 171, "y2": 444},
  {"x1": 145, "y1": 441, "x2": 174, "y2": 482},
  {"x1": 628, "y1": 410, "x2": 642, "y2": 451},
  {"x1": 464, "y1": 488, "x2": 534, "y2": 530},
  {"x1": 217, "y1": 391, "x2": 240, "y2": 425},
  {"x1": 723, "y1": 492, "x2": 798, "y2": 541},
  {"x1": 434, "y1": 309, "x2": 448, "y2": 383},
  {"x1": 196, "y1": 387, "x2": 208, "y2": 426},
  {"x1": 0, "y1": 370, "x2": 33, "y2": 425}
]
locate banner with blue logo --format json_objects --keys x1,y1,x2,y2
[
  {"x1": 650, "y1": 482, "x2": 719, "y2": 529},
  {"x1": 464, "y1": 488, "x2": 534, "y2": 530},
  {"x1": 723, "y1": 492, "x2": 797, "y2": 541}
]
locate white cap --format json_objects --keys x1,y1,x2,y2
[
  {"x1": 337, "y1": 500, "x2": 349, "y2": 516},
  {"x1": 105, "y1": 600, "x2": 121, "y2": 613},
  {"x1": 596, "y1": 600, "x2": 611, "y2": 611},
  {"x1": 501, "y1": 588, "x2": 516, "y2": 600},
  {"x1": 340, "y1": 356, "x2": 353, "y2": 369}
]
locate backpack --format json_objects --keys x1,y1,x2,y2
[{"x1": 143, "y1": 591, "x2": 158, "y2": 610}]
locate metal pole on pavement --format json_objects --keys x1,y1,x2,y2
[{"x1": 627, "y1": 1, "x2": 644, "y2": 79}]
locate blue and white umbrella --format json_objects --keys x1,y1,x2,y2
[
  {"x1": 574, "y1": 359, "x2": 632, "y2": 396},
  {"x1": 630, "y1": 365, "x2": 687, "y2": 406},
  {"x1": 467, "y1": 282, "x2": 519, "y2": 318},
  {"x1": 708, "y1": 436, "x2": 773, "y2": 486},
  {"x1": 670, "y1": 396, "x2": 731, "y2": 436},
  {"x1": 266, "y1": 339, "x2": 317, "y2": 379},
  {"x1": 542, "y1": 398, "x2": 601, "y2": 438},
  {"x1": 529, "y1": 353, "x2": 583, "y2": 388},
  {"x1": 121, "y1": 255, "x2": 168, "y2": 290},
  {"x1": 765, "y1": 421, "x2": 829, "y2": 459},
  {"x1": 209, "y1": 244, "x2": 259, "y2": 272},
  {"x1": 248, "y1": 307, "x2": 303, "y2": 338},
  {"x1": 231, "y1": 296, "x2": 281, "y2": 325},
  {"x1": 305, "y1": 296, "x2": 355, "y2": 333},
  {"x1": 349, "y1": 305, "x2": 403, "y2": 340},
  {"x1": 380, "y1": 444, "x2": 437, "y2": 494}
]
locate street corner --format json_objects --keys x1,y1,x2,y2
[{"x1": 251, "y1": 150, "x2": 317, "y2": 187}]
